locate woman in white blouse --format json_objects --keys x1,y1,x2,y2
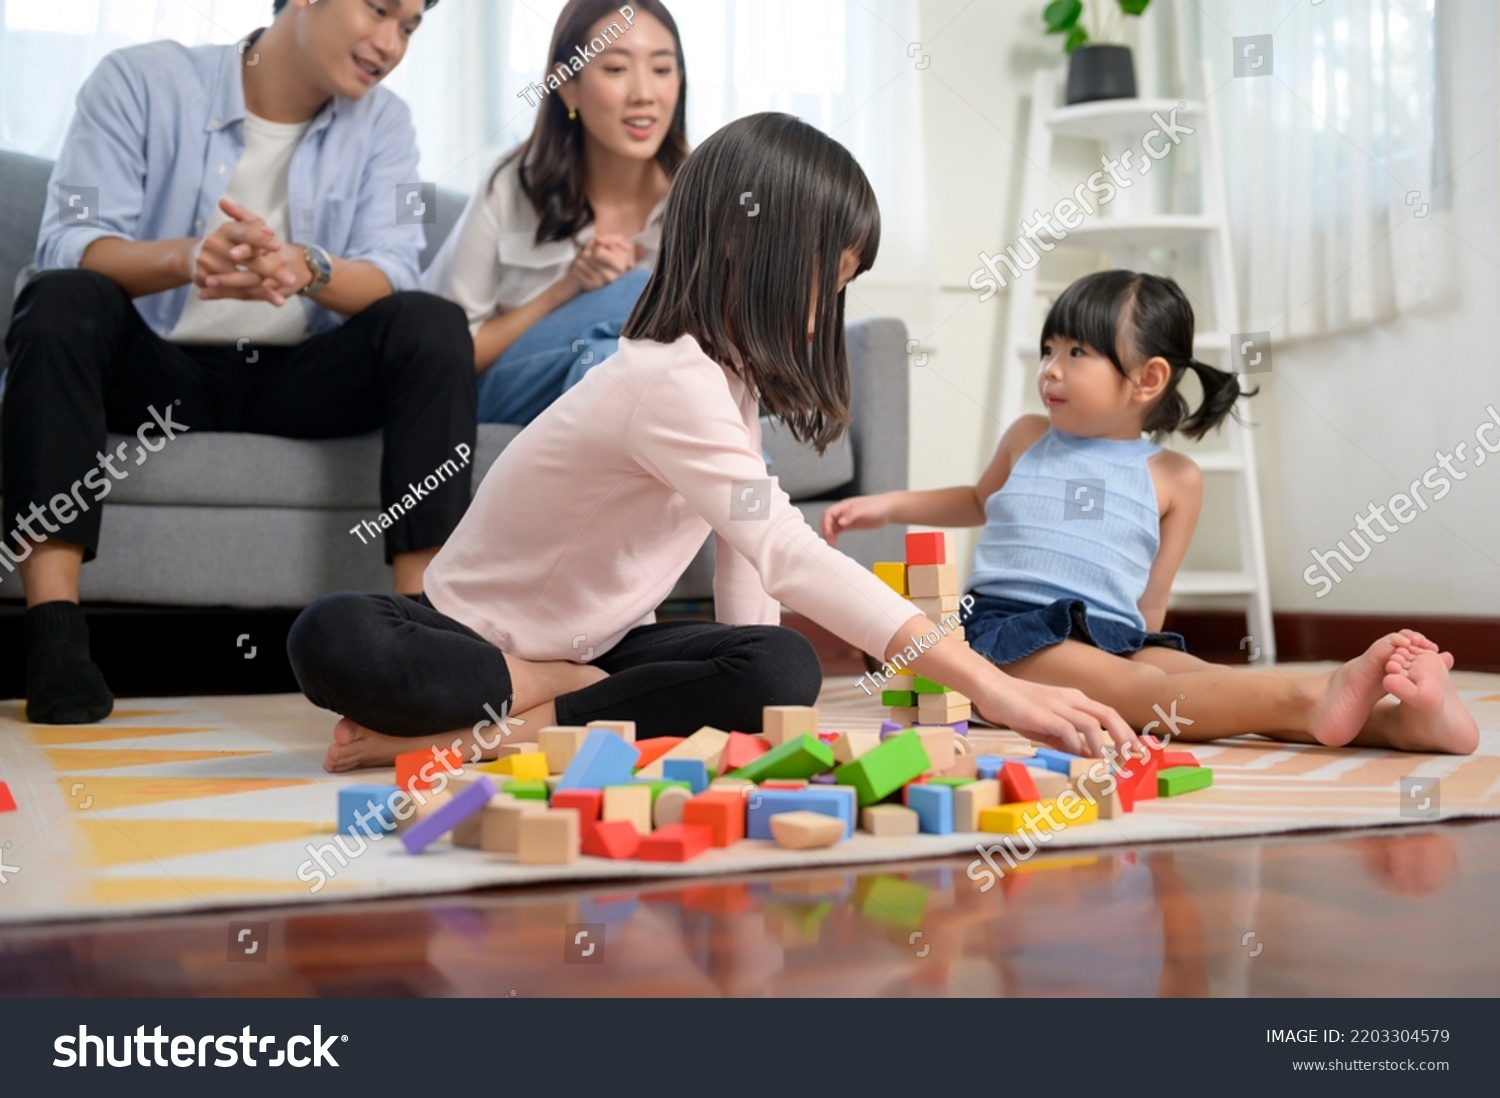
[{"x1": 423, "y1": 0, "x2": 687, "y2": 424}]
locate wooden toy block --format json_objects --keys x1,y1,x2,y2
[
  {"x1": 907, "y1": 563, "x2": 959, "y2": 598},
  {"x1": 905, "y1": 530, "x2": 951, "y2": 566},
  {"x1": 602, "y1": 783, "x2": 654, "y2": 834},
  {"x1": 882, "y1": 689, "x2": 917, "y2": 707},
  {"x1": 930, "y1": 775, "x2": 976, "y2": 787},
  {"x1": 833, "y1": 731, "x2": 880, "y2": 764},
  {"x1": 555, "y1": 729, "x2": 641, "y2": 792},
  {"x1": 999, "y1": 761, "x2": 1041, "y2": 803},
  {"x1": 717, "y1": 731, "x2": 770, "y2": 774},
  {"x1": 907, "y1": 783, "x2": 954, "y2": 834},
  {"x1": 978, "y1": 801, "x2": 1040, "y2": 835},
  {"x1": 537, "y1": 726, "x2": 590, "y2": 774},
  {"x1": 630, "y1": 736, "x2": 685, "y2": 771},
  {"x1": 400, "y1": 775, "x2": 497, "y2": 854},
  {"x1": 394, "y1": 787, "x2": 450, "y2": 834},
  {"x1": 681, "y1": 790, "x2": 747, "y2": 846},
  {"x1": 499, "y1": 779, "x2": 549, "y2": 800},
  {"x1": 1054, "y1": 793, "x2": 1100, "y2": 828},
  {"x1": 762, "y1": 705, "x2": 819, "y2": 746},
  {"x1": 912, "y1": 675, "x2": 949, "y2": 695},
  {"x1": 1072, "y1": 770, "x2": 1124, "y2": 819},
  {"x1": 886, "y1": 672, "x2": 916, "y2": 690},
  {"x1": 582, "y1": 818, "x2": 641, "y2": 859},
  {"x1": 634, "y1": 726, "x2": 730, "y2": 779},
  {"x1": 746, "y1": 786, "x2": 857, "y2": 839},
  {"x1": 948, "y1": 626, "x2": 966, "y2": 642},
  {"x1": 637, "y1": 822, "x2": 714, "y2": 862},
  {"x1": 860, "y1": 804, "x2": 920, "y2": 836},
  {"x1": 953, "y1": 779, "x2": 1001, "y2": 831},
  {"x1": 1158, "y1": 765, "x2": 1213, "y2": 796},
  {"x1": 1162, "y1": 751, "x2": 1201, "y2": 769},
  {"x1": 587, "y1": 719, "x2": 636, "y2": 744},
  {"x1": 909, "y1": 595, "x2": 960, "y2": 619},
  {"x1": 916, "y1": 727, "x2": 956, "y2": 772},
  {"x1": 888, "y1": 706, "x2": 920, "y2": 726},
  {"x1": 1029, "y1": 769, "x2": 1070, "y2": 799},
  {"x1": 494, "y1": 742, "x2": 541, "y2": 758},
  {"x1": 761, "y1": 778, "x2": 809, "y2": 790},
  {"x1": 478, "y1": 751, "x2": 550, "y2": 782},
  {"x1": 0, "y1": 781, "x2": 16, "y2": 813},
  {"x1": 880, "y1": 720, "x2": 905, "y2": 734},
  {"x1": 550, "y1": 789, "x2": 604, "y2": 824},
  {"x1": 338, "y1": 785, "x2": 400, "y2": 837},
  {"x1": 975, "y1": 754, "x2": 1005, "y2": 780},
  {"x1": 816, "y1": 731, "x2": 841, "y2": 745},
  {"x1": 394, "y1": 746, "x2": 464, "y2": 793},
  {"x1": 479, "y1": 796, "x2": 546, "y2": 853},
  {"x1": 901, "y1": 774, "x2": 929, "y2": 806},
  {"x1": 1032, "y1": 747, "x2": 1076, "y2": 774},
  {"x1": 517, "y1": 809, "x2": 580, "y2": 865},
  {"x1": 769, "y1": 811, "x2": 846, "y2": 850},
  {"x1": 725, "y1": 734, "x2": 835, "y2": 783},
  {"x1": 662, "y1": 757, "x2": 710, "y2": 794},
  {"x1": 938, "y1": 752, "x2": 978, "y2": 779},
  {"x1": 873, "y1": 561, "x2": 908, "y2": 595},
  {"x1": 444, "y1": 781, "x2": 497, "y2": 848},
  {"x1": 633, "y1": 778, "x2": 693, "y2": 803},
  {"x1": 918, "y1": 692, "x2": 971, "y2": 724},
  {"x1": 833, "y1": 730, "x2": 933, "y2": 806},
  {"x1": 1068, "y1": 757, "x2": 1096, "y2": 782},
  {"x1": 653, "y1": 785, "x2": 692, "y2": 828},
  {"x1": 1114, "y1": 747, "x2": 1159, "y2": 810}
]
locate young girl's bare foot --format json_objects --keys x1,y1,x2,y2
[
  {"x1": 1382, "y1": 648, "x2": 1479, "y2": 755},
  {"x1": 324, "y1": 715, "x2": 523, "y2": 774},
  {"x1": 1307, "y1": 633, "x2": 1419, "y2": 747}
]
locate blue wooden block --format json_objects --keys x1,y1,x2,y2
[
  {"x1": 339, "y1": 785, "x2": 401, "y2": 837},
  {"x1": 908, "y1": 783, "x2": 954, "y2": 835},
  {"x1": 401, "y1": 776, "x2": 497, "y2": 854},
  {"x1": 555, "y1": 729, "x2": 641, "y2": 792},
  {"x1": 746, "y1": 787, "x2": 855, "y2": 840},
  {"x1": 662, "y1": 758, "x2": 709, "y2": 795},
  {"x1": 1033, "y1": 747, "x2": 1076, "y2": 774},
  {"x1": 975, "y1": 755, "x2": 1005, "y2": 780}
]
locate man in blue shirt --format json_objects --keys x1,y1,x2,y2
[{"x1": 2, "y1": 0, "x2": 475, "y2": 724}]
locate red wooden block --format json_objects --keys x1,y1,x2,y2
[
  {"x1": 761, "y1": 779, "x2": 808, "y2": 790},
  {"x1": 550, "y1": 789, "x2": 603, "y2": 822},
  {"x1": 998, "y1": 761, "x2": 1040, "y2": 804},
  {"x1": 631, "y1": 736, "x2": 686, "y2": 770},
  {"x1": 638, "y1": 822, "x2": 714, "y2": 862},
  {"x1": 1161, "y1": 751, "x2": 1200, "y2": 769},
  {"x1": 901, "y1": 774, "x2": 930, "y2": 806},
  {"x1": 581, "y1": 818, "x2": 641, "y2": 859},
  {"x1": 816, "y1": 732, "x2": 841, "y2": 745},
  {"x1": 1115, "y1": 749, "x2": 1159, "y2": 811},
  {"x1": 0, "y1": 781, "x2": 15, "y2": 813},
  {"x1": 718, "y1": 731, "x2": 770, "y2": 773},
  {"x1": 681, "y1": 790, "x2": 745, "y2": 846},
  {"x1": 394, "y1": 746, "x2": 464, "y2": 793},
  {"x1": 905, "y1": 531, "x2": 947, "y2": 566}
]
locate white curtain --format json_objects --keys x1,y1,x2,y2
[
  {"x1": 0, "y1": 0, "x2": 930, "y2": 289},
  {"x1": 1171, "y1": 0, "x2": 1443, "y2": 339}
]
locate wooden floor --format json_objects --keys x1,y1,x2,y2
[{"x1": 4, "y1": 817, "x2": 1498, "y2": 997}]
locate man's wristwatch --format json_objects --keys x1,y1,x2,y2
[{"x1": 297, "y1": 243, "x2": 333, "y2": 297}]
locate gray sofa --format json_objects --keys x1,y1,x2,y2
[{"x1": 0, "y1": 149, "x2": 907, "y2": 608}]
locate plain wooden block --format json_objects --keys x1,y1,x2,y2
[
  {"x1": 450, "y1": 785, "x2": 508, "y2": 849},
  {"x1": 394, "y1": 788, "x2": 451, "y2": 833},
  {"x1": 886, "y1": 673, "x2": 916, "y2": 691},
  {"x1": 860, "y1": 804, "x2": 920, "y2": 836},
  {"x1": 602, "y1": 783, "x2": 653, "y2": 834},
  {"x1": 479, "y1": 797, "x2": 545, "y2": 853},
  {"x1": 587, "y1": 719, "x2": 636, "y2": 744},
  {"x1": 517, "y1": 809, "x2": 580, "y2": 865},
  {"x1": 833, "y1": 731, "x2": 880, "y2": 764},
  {"x1": 938, "y1": 751, "x2": 978, "y2": 780},
  {"x1": 763, "y1": 705, "x2": 819, "y2": 747},
  {"x1": 918, "y1": 693, "x2": 972, "y2": 724},
  {"x1": 769, "y1": 810, "x2": 846, "y2": 850},
  {"x1": 634, "y1": 726, "x2": 731, "y2": 779},
  {"x1": 1073, "y1": 772, "x2": 1123, "y2": 818},
  {"x1": 1030, "y1": 770, "x2": 1070, "y2": 799},
  {"x1": 653, "y1": 785, "x2": 692, "y2": 828},
  {"x1": 888, "y1": 706, "x2": 920, "y2": 726},
  {"x1": 909, "y1": 595, "x2": 960, "y2": 620},
  {"x1": 953, "y1": 779, "x2": 1001, "y2": 831},
  {"x1": 537, "y1": 726, "x2": 590, "y2": 774},
  {"x1": 1068, "y1": 758, "x2": 1096, "y2": 782},
  {"x1": 907, "y1": 563, "x2": 959, "y2": 598},
  {"x1": 916, "y1": 727, "x2": 956, "y2": 772}
]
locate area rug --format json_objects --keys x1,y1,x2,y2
[{"x1": 1, "y1": 669, "x2": 1497, "y2": 925}]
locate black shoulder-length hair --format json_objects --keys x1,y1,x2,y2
[
  {"x1": 623, "y1": 112, "x2": 880, "y2": 454},
  {"x1": 494, "y1": 0, "x2": 689, "y2": 246},
  {"x1": 1040, "y1": 269, "x2": 1255, "y2": 442}
]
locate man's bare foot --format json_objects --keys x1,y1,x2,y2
[
  {"x1": 1307, "y1": 633, "x2": 1420, "y2": 748},
  {"x1": 1382, "y1": 648, "x2": 1479, "y2": 755},
  {"x1": 324, "y1": 715, "x2": 516, "y2": 774}
]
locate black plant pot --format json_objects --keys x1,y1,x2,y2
[{"x1": 1065, "y1": 44, "x2": 1137, "y2": 104}]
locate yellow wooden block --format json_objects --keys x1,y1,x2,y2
[
  {"x1": 537, "y1": 726, "x2": 589, "y2": 774},
  {"x1": 918, "y1": 693, "x2": 971, "y2": 724},
  {"x1": 1055, "y1": 793, "x2": 1099, "y2": 828},
  {"x1": 979, "y1": 801, "x2": 1040, "y2": 834},
  {"x1": 517, "y1": 809, "x2": 580, "y2": 865},
  {"x1": 602, "y1": 783, "x2": 653, "y2": 834},
  {"x1": 907, "y1": 563, "x2": 959, "y2": 598},
  {"x1": 873, "y1": 561, "x2": 908, "y2": 595},
  {"x1": 860, "y1": 804, "x2": 920, "y2": 836},
  {"x1": 587, "y1": 719, "x2": 636, "y2": 744},
  {"x1": 479, "y1": 796, "x2": 544, "y2": 853},
  {"x1": 477, "y1": 752, "x2": 550, "y2": 781},
  {"x1": 769, "y1": 810, "x2": 845, "y2": 850},
  {"x1": 634, "y1": 726, "x2": 731, "y2": 779},
  {"x1": 954, "y1": 779, "x2": 1000, "y2": 831},
  {"x1": 763, "y1": 706, "x2": 819, "y2": 747},
  {"x1": 833, "y1": 731, "x2": 880, "y2": 765}
]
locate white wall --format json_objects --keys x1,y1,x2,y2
[{"x1": 844, "y1": 0, "x2": 1498, "y2": 617}]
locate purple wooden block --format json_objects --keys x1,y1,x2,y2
[
  {"x1": 401, "y1": 775, "x2": 497, "y2": 854},
  {"x1": 810, "y1": 773, "x2": 838, "y2": 784},
  {"x1": 879, "y1": 720, "x2": 906, "y2": 740},
  {"x1": 916, "y1": 720, "x2": 969, "y2": 736}
]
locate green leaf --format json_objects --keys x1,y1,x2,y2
[
  {"x1": 1118, "y1": 0, "x2": 1151, "y2": 14},
  {"x1": 1064, "y1": 25, "x2": 1089, "y2": 52},
  {"x1": 1042, "y1": 0, "x2": 1083, "y2": 33}
]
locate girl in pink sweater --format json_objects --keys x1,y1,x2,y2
[{"x1": 289, "y1": 112, "x2": 1135, "y2": 772}]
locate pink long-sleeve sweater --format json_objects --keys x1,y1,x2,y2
[{"x1": 423, "y1": 333, "x2": 918, "y2": 663}]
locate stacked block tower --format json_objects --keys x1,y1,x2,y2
[{"x1": 872, "y1": 531, "x2": 972, "y2": 728}]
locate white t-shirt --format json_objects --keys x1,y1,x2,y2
[{"x1": 170, "y1": 111, "x2": 313, "y2": 346}]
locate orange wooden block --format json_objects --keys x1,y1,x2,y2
[
  {"x1": 718, "y1": 731, "x2": 771, "y2": 773},
  {"x1": 394, "y1": 746, "x2": 464, "y2": 793},
  {"x1": 631, "y1": 737, "x2": 686, "y2": 771},
  {"x1": 998, "y1": 761, "x2": 1040, "y2": 803},
  {"x1": 581, "y1": 818, "x2": 640, "y2": 859},
  {"x1": 638, "y1": 822, "x2": 714, "y2": 862},
  {"x1": 681, "y1": 790, "x2": 746, "y2": 847}
]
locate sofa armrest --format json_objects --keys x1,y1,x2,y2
[{"x1": 842, "y1": 316, "x2": 909, "y2": 500}]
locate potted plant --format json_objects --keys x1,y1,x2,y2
[{"x1": 1043, "y1": 0, "x2": 1150, "y2": 105}]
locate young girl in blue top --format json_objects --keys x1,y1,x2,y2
[{"x1": 825, "y1": 270, "x2": 1477, "y2": 754}]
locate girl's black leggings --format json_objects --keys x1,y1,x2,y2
[{"x1": 286, "y1": 593, "x2": 824, "y2": 739}]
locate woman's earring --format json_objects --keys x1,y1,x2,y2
[{"x1": 568, "y1": 108, "x2": 578, "y2": 121}]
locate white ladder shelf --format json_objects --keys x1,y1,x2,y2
[{"x1": 996, "y1": 65, "x2": 1276, "y2": 662}]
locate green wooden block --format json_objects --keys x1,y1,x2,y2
[
  {"x1": 912, "y1": 676, "x2": 949, "y2": 695},
  {"x1": 1158, "y1": 766, "x2": 1213, "y2": 797},
  {"x1": 833, "y1": 730, "x2": 933, "y2": 806},
  {"x1": 499, "y1": 779, "x2": 549, "y2": 801},
  {"x1": 881, "y1": 690, "x2": 917, "y2": 707},
  {"x1": 632, "y1": 778, "x2": 693, "y2": 803},
  {"x1": 725, "y1": 734, "x2": 835, "y2": 782},
  {"x1": 929, "y1": 776, "x2": 976, "y2": 788}
]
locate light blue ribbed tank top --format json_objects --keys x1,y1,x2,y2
[{"x1": 968, "y1": 428, "x2": 1162, "y2": 631}]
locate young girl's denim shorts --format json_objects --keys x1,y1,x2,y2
[{"x1": 959, "y1": 592, "x2": 1187, "y2": 667}]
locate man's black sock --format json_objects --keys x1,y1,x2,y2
[{"x1": 23, "y1": 601, "x2": 114, "y2": 725}]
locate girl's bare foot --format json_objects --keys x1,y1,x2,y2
[
  {"x1": 1382, "y1": 648, "x2": 1479, "y2": 755},
  {"x1": 1307, "y1": 633, "x2": 1419, "y2": 747},
  {"x1": 324, "y1": 714, "x2": 523, "y2": 774}
]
